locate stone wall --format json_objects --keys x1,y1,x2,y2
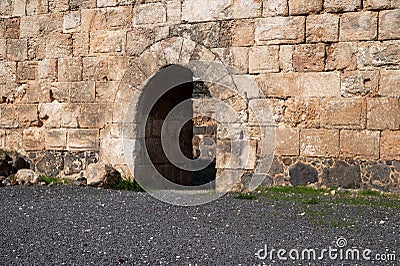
[{"x1": 0, "y1": 0, "x2": 399, "y2": 192}]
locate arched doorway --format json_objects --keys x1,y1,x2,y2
[{"x1": 135, "y1": 64, "x2": 216, "y2": 187}]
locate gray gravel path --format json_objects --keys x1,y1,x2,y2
[{"x1": 0, "y1": 186, "x2": 399, "y2": 265}]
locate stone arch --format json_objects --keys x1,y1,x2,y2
[{"x1": 103, "y1": 37, "x2": 258, "y2": 191}]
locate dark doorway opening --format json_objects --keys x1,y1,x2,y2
[{"x1": 143, "y1": 65, "x2": 216, "y2": 187}]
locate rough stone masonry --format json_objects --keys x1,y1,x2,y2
[{"x1": 0, "y1": 0, "x2": 400, "y2": 192}]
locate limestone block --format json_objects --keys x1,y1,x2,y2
[
  {"x1": 289, "y1": 0, "x2": 322, "y2": 15},
  {"x1": 81, "y1": 8, "x2": 107, "y2": 32},
  {"x1": 68, "y1": 129, "x2": 99, "y2": 151},
  {"x1": 45, "y1": 128, "x2": 67, "y2": 149},
  {"x1": 46, "y1": 82, "x2": 69, "y2": 102},
  {"x1": 38, "y1": 59, "x2": 57, "y2": 81},
  {"x1": 16, "y1": 62, "x2": 38, "y2": 82},
  {"x1": 61, "y1": 104, "x2": 80, "y2": 127},
  {"x1": 231, "y1": 20, "x2": 254, "y2": 47},
  {"x1": 275, "y1": 127, "x2": 299, "y2": 156},
  {"x1": 69, "y1": 0, "x2": 96, "y2": 10},
  {"x1": 63, "y1": 11, "x2": 81, "y2": 33},
  {"x1": 357, "y1": 41, "x2": 400, "y2": 68},
  {"x1": 106, "y1": 6, "x2": 133, "y2": 30},
  {"x1": 95, "y1": 81, "x2": 118, "y2": 102},
  {"x1": 0, "y1": 40, "x2": 5, "y2": 60},
  {"x1": 58, "y1": 57, "x2": 82, "y2": 82},
  {"x1": 300, "y1": 129, "x2": 339, "y2": 157},
  {"x1": 320, "y1": 98, "x2": 367, "y2": 129},
  {"x1": 182, "y1": 0, "x2": 232, "y2": 22},
  {"x1": 107, "y1": 56, "x2": 128, "y2": 81},
  {"x1": 340, "y1": 70, "x2": 379, "y2": 97},
  {"x1": 232, "y1": 0, "x2": 262, "y2": 19},
  {"x1": 72, "y1": 32, "x2": 89, "y2": 56},
  {"x1": 0, "y1": 105, "x2": 18, "y2": 128},
  {"x1": 255, "y1": 16, "x2": 305, "y2": 45},
  {"x1": 324, "y1": 0, "x2": 361, "y2": 12},
  {"x1": 28, "y1": 37, "x2": 46, "y2": 60},
  {"x1": 6, "y1": 39, "x2": 28, "y2": 61},
  {"x1": 340, "y1": 130, "x2": 380, "y2": 159},
  {"x1": 90, "y1": 30, "x2": 126, "y2": 54},
  {"x1": 45, "y1": 33, "x2": 73, "y2": 58},
  {"x1": 20, "y1": 16, "x2": 40, "y2": 38},
  {"x1": 293, "y1": 44, "x2": 325, "y2": 72},
  {"x1": 17, "y1": 104, "x2": 39, "y2": 127},
  {"x1": 249, "y1": 46, "x2": 279, "y2": 73},
  {"x1": 1, "y1": 18, "x2": 20, "y2": 39},
  {"x1": 126, "y1": 27, "x2": 155, "y2": 56},
  {"x1": 248, "y1": 99, "x2": 275, "y2": 126},
  {"x1": 21, "y1": 81, "x2": 51, "y2": 103},
  {"x1": 39, "y1": 101, "x2": 62, "y2": 128},
  {"x1": 166, "y1": 0, "x2": 181, "y2": 23},
  {"x1": 26, "y1": 0, "x2": 49, "y2": 15},
  {"x1": 49, "y1": 0, "x2": 70, "y2": 12},
  {"x1": 212, "y1": 47, "x2": 249, "y2": 74},
  {"x1": 364, "y1": 0, "x2": 391, "y2": 10},
  {"x1": 283, "y1": 98, "x2": 321, "y2": 128},
  {"x1": 326, "y1": 42, "x2": 357, "y2": 71},
  {"x1": 83, "y1": 57, "x2": 108, "y2": 81},
  {"x1": 379, "y1": 9, "x2": 400, "y2": 40},
  {"x1": 381, "y1": 130, "x2": 400, "y2": 160},
  {"x1": 23, "y1": 127, "x2": 45, "y2": 151},
  {"x1": 306, "y1": 13, "x2": 339, "y2": 43},
  {"x1": 340, "y1": 11, "x2": 378, "y2": 41},
  {"x1": 97, "y1": 0, "x2": 117, "y2": 7},
  {"x1": 262, "y1": 0, "x2": 288, "y2": 16},
  {"x1": 78, "y1": 103, "x2": 106, "y2": 128},
  {"x1": 134, "y1": 3, "x2": 167, "y2": 25},
  {"x1": 379, "y1": 70, "x2": 400, "y2": 97},
  {"x1": 279, "y1": 45, "x2": 294, "y2": 72},
  {"x1": 367, "y1": 98, "x2": 400, "y2": 130},
  {"x1": 69, "y1": 81, "x2": 95, "y2": 103}
]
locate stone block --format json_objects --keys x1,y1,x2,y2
[
  {"x1": 340, "y1": 130, "x2": 380, "y2": 159},
  {"x1": 262, "y1": 0, "x2": 288, "y2": 16},
  {"x1": 20, "y1": 16, "x2": 40, "y2": 38},
  {"x1": 324, "y1": 0, "x2": 361, "y2": 12},
  {"x1": 45, "y1": 128, "x2": 67, "y2": 150},
  {"x1": 97, "y1": 0, "x2": 117, "y2": 7},
  {"x1": 367, "y1": 98, "x2": 400, "y2": 130},
  {"x1": 69, "y1": 81, "x2": 95, "y2": 103},
  {"x1": 255, "y1": 16, "x2": 305, "y2": 45},
  {"x1": 232, "y1": 0, "x2": 262, "y2": 19},
  {"x1": 16, "y1": 61, "x2": 38, "y2": 82},
  {"x1": 326, "y1": 42, "x2": 357, "y2": 71},
  {"x1": 0, "y1": 0, "x2": 13, "y2": 16},
  {"x1": 306, "y1": 13, "x2": 339, "y2": 43},
  {"x1": 90, "y1": 30, "x2": 126, "y2": 54},
  {"x1": 45, "y1": 33, "x2": 73, "y2": 58},
  {"x1": 171, "y1": 22, "x2": 221, "y2": 48},
  {"x1": 379, "y1": 9, "x2": 400, "y2": 40},
  {"x1": 46, "y1": 82, "x2": 69, "y2": 102},
  {"x1": 38, "y1": 59, "x2": 57, "y2": 81},
  {"x1": 300, "y1": 129, "x2": 339, "y2": 157},
  {"x1": 82, "y1": 57, "x2": 108, "y2": 81},
  {"x1": 357, "y1": 41, "x2": 400, "y2": 68},
  {"x1": 293, "y1": 44, "x2": 325, "y2": 72},
  {"x1": 6, "y1": 39, "x2": 28, "y2": 61},
  {"x1": 283, "y1": 98, "x2": 321, "y2": 128},
  {"x1": 1, "y1": 17, "x2": 20, "y2": 39},
  {"x1": 81, "y1": 8, "x2": 107, "y2": 32},
  {"x1": 379, "y1": 70, "x2": 400, "y2": 97},
  {"x1": 63, "y1": 11, "x2": 81, "y2": 33},
  {"x1": 182, "y1": 0, "x2": 232, "y2": 22},
  {"x1": 107, "y1": 56, "x2": 128, "y2": 81},
  {"x1": 0, "y1": 105, "x2": 18, "y2": 128},
  {"x1": 364, "y1": 0, "x2": 391, "y2": 10},
  {"x1": 72, "y1": 32, "x2": 89, "y2": 56},
  {"x1": 20, "y1": 81, "x2": 51, "y2": 103},
  {"x1": 78, "y1": 104, "x2": 106, "y2": 128},
  {"x1": 166, "y1": 0, "x2": 181, "y2": 24},
  {"x1": 68, "y1": 129, "x2": 99, "y2": 151},
  {"x1": 0, "y1": 40, "x2": 5, "y2": 60},
  {"x1": 58, "y1": 57, "x2": 82, "y2": 82},
  {"x1": 279, "y1": 45, "x2": 294, "y2": 72},
  {"x1": 27, "y1": 37, "x2": 46, "y2": 61},
  {"x1": 39, "y1": 101, "x2": 62, "y2": 128},
  {"x1": 249, "y1": 46, "x2": 279, "y2": 73},
  {"x1": 289, "y1": 0, "x2": 322, "y2": 15},
  {"x1": 106, "y1": 6, "x2": 133, "y2": 29},
  {"x1": 17, "y1": 104, "x2": 39, "y2": 127},
  {"x1": 134, "y1": 3, "x2": 167, "y2": 25},
  {"x1": 95, "y1": 81, "x2": 118, "y2": 102},
  {"x1": 320, "y1": 98, "x2": 366, "y2": 129},
  {"x1": 26, "y1": 0, "x2": 49, "y2": 15},
  {"x1": 23, "y1": 128, "x2": 45, "y2": 151},
  {"x1": 340, "y1": 70, "x2": 379, "y2": 97},
  {"x1": 275, "y1": 127, "x2": 299, "y2": 156},
  {"x1": 340, "y1": 11, "x2": 378, "y2": 41},
  {"x1": 212, "y1": 47, "x2": 249, "y2": 74},
  {"x1": 70, "y1": 0, "x2": 96, "y2": 10},
  {"x1": 381, "y1": 130, "x2": 400, "y2": 160},
  {"x1": 231, "y1": 20, "x2": 254, "y2": 47},
  {"x1": 61, "y1": 104, "x2": 80, "y2": 127},
  {"x1": 48, "y1": 0, "x2": 70, "y2": 12},
  {"x1": 248, "y1": 99, "x2": 275, "y2": 126}
]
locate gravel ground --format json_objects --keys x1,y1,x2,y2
[{"x1": 0, "y1": 186, "x2": 399, "y2": 265}]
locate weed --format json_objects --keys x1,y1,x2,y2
[
  {"x1": 106, "y1": 179, "x2": 145, "y2": 192},
  {"x1": 235, "y1": 192, "x2": 257, "y2": 200}
]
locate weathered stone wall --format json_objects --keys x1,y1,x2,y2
[{"x1": 0, "y1": 0, "x2": 399, "y2": 191}]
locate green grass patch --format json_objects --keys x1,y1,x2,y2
[
  {"x1": 40, "y1": 176, "x2": 71, "y2": 185},
  {"x1": 106, "y1": 179, "x2": 145, "y2": 192},
  {"x1": 235, "y1": 192, "x2": 257, "y2": 200}
]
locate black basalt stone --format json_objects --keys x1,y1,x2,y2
[
  {"x1": 322, "y1": 161, "x2": 361, "y2": 189},
  {"x1": 289, "y1": 162, "x2": 318, "y2": 186}
]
